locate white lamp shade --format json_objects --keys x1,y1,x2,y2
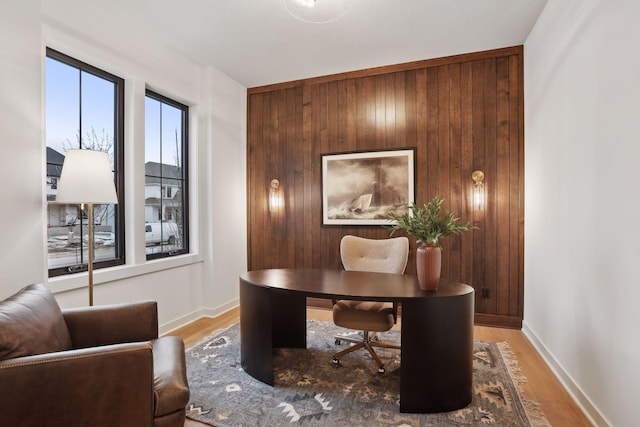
[{"x1": 55, "y1": 149, "x2": 118, "y2": 204}]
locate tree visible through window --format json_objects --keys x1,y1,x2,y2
[
  {"x1": 145, "y1": 91, "x2": 189, "y2": 258},
  {"x1": 45, "y1": 48, "x2": 124, "y2": 276}
]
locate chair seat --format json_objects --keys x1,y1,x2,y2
[
  {"x1": 152, "y1": 336, "x2": 190, "y2": 418},
  {"x1": 333, "y1": 300, "x2": 394, "y2": 332}
]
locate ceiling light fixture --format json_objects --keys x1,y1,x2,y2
[
  {"x1": 296, "y1": 0, "x2": 317, "y2": 8},
  {"x1": 284, "y1": 0, "x2": 352, "y2": 24}
]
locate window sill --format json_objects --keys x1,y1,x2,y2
[{"x1": 47, "y1": 252, "x2": 204, "y2": 295}]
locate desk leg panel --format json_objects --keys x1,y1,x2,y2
[
  {"x1": 271, "y1": 291, "x2": 306, "y2": 349},
  {"x1": 400, "y1": 292, "x2": 474, "y2": 413},
  {"x1": 240, "y1": 280, "x2": 274, "y2": 385}
]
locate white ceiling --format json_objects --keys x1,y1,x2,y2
[{"x1": 43, "y1": 0, "x2": 548, "y2": 88}]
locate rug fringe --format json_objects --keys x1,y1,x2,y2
[{"x1": 496, "y1": 341, "x2": 551, "y2": 427}]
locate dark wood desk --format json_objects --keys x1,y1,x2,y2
[{"x1": 239, "y1": 268, "x2": 474, "y2": 413}]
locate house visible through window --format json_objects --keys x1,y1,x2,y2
[
  {"x1": 145, "y1": 90, "x2": 189, "y2": 258},
  {"x1": 45, "y1": 48, "x2": 124, "y2": 276}
]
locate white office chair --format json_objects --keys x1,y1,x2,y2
[{"x1": 332, "y1": 235, "x2": 409, "y2": 373}]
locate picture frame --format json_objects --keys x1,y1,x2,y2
[{"x1": 322, "y1": 149, "x2": 415, "y2": 225}]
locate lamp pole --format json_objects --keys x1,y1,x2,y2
[{"x1": 86, "y1": 202, "x2": 95, "y2": 306}]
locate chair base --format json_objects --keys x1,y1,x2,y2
[{"x1": 332, "y1": 330, "x2": 400, "y2": 374}]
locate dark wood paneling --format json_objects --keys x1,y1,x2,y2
[{"x1": 246, "y1": 46, "x2": 525, "y2": 327}]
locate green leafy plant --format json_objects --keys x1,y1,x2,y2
[{"x1": 387, "y1": 196, "x2": 476, "y2": 248}]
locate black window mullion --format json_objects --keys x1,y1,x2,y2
[
  {"x1": 159, "y1": 102, "x2": 164, "y2": 241},
  {"x1": 78, "y1": 70, "x2": 85, "y2": 266}
]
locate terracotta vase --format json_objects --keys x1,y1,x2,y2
[{"x1": 416, "y1": 244, "x2": 442, "y2": 290}]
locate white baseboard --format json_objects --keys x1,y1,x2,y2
[
  {"x1": 159, "y1": 298, "x2": 239, "y2": 336},
  {"x1": 522, "y1": 321, "x2": 609, "y2": 427}
]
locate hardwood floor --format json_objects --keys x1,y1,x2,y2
[{"x1": 174, "y1": 306, "x2": 592, "y2": 427}]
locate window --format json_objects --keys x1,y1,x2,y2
[
  {"x1": 145, "y1": 90, "x2": 189, "y2": 258},
  {"x1": 45, "y1": 48, "x2": 125, "y2": 276}
]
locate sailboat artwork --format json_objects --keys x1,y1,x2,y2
[
  {"x1": 322, "y1": 149, "x2": 415, "y2": 225},
  {"x1": 346, "y1": 192, "x2": 372, "y2": 213}
]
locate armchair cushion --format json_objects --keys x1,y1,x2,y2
[
  {"x1": 0, "y1": 283, "x2": 72, "y2": 361},
  {"x1": 0, "y1": 341, "x2": 155, "y2": 427}
]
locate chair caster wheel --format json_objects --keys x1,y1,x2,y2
[
  {"x1": 335, "y1": 338, "x2": 341, "y2": 345},
  {"x1": 378, "y1": 367, "x2": 385, "y2": 374},
  {"x1": 332, "y1": 357, "x2": 340, "y2": 366}
]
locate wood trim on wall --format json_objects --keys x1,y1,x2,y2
[
  {"x1": 248, "y1": 46, "x2": 523, "y2": 95},
  {"x1": 246, "y1": 46, "x2": 524, "y2": 327}
]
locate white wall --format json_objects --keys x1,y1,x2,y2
[
  {"x1": 0, "y1": 0, "x2": 45, "y2": 290},
  {"x1": 524, "y1": 1, "x2": 640, "y2": 425},
  {"x1": 0, "y1": 2, "x2": 247, "y2": 333},
  {"x1": 202, "y1": 66, "x2": 247, "y2": 315}
]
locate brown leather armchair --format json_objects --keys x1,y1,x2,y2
[{"x1": 0, "y1": 283, "x2": 189, "y2": 427}]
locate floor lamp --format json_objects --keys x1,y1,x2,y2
[{"x1": 56, "y1": 149, "x2": 118, "y2": 306}]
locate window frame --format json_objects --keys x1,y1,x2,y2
[
  {"x1": 46, "y1": 48, "x2": 126, "y2": 277},
  {"x1": 144, "y1": 89, "x2": 190, "y2": 260}
]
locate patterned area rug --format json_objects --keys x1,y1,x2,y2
[{"x1": 186, "y1": 320, "x2": 549, "y2": 426}]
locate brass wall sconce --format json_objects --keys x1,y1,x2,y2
[
  {"x1": 472, "y1": 170, "x2": 485, "y2": 209},
  {"x1": 268, "y1": 179, "x2": 282, "y2": 211}
]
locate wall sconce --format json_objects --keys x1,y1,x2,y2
[
  {"x1": 268, "y1": 179, "x2": 282, "y2": 211},
  {"x1": 471, "y1": 170, "x2": 485, "y2": 209}
]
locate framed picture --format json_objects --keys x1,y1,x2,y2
[{"x1": 322, "y1": 149, "x2": 415, "y2": 225}]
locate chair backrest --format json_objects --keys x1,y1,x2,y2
[{"x1": 340, "y1": 235, "x2": 409, "y2": 274}]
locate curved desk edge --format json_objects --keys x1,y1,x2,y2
[{"x1": 239, "y1": 269, "x2": 474, "y2": 414}]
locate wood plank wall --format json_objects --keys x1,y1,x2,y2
[{"x1": 246, "y1": 46, "x2": 524, "y2": 328}]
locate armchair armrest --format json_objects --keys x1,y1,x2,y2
[
  {"x1": 63, "y1": 301, "x2": 158, "y2": 348},
  {"x1": 0, "y1": 342, "x2": 154, "y2": 427}
]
